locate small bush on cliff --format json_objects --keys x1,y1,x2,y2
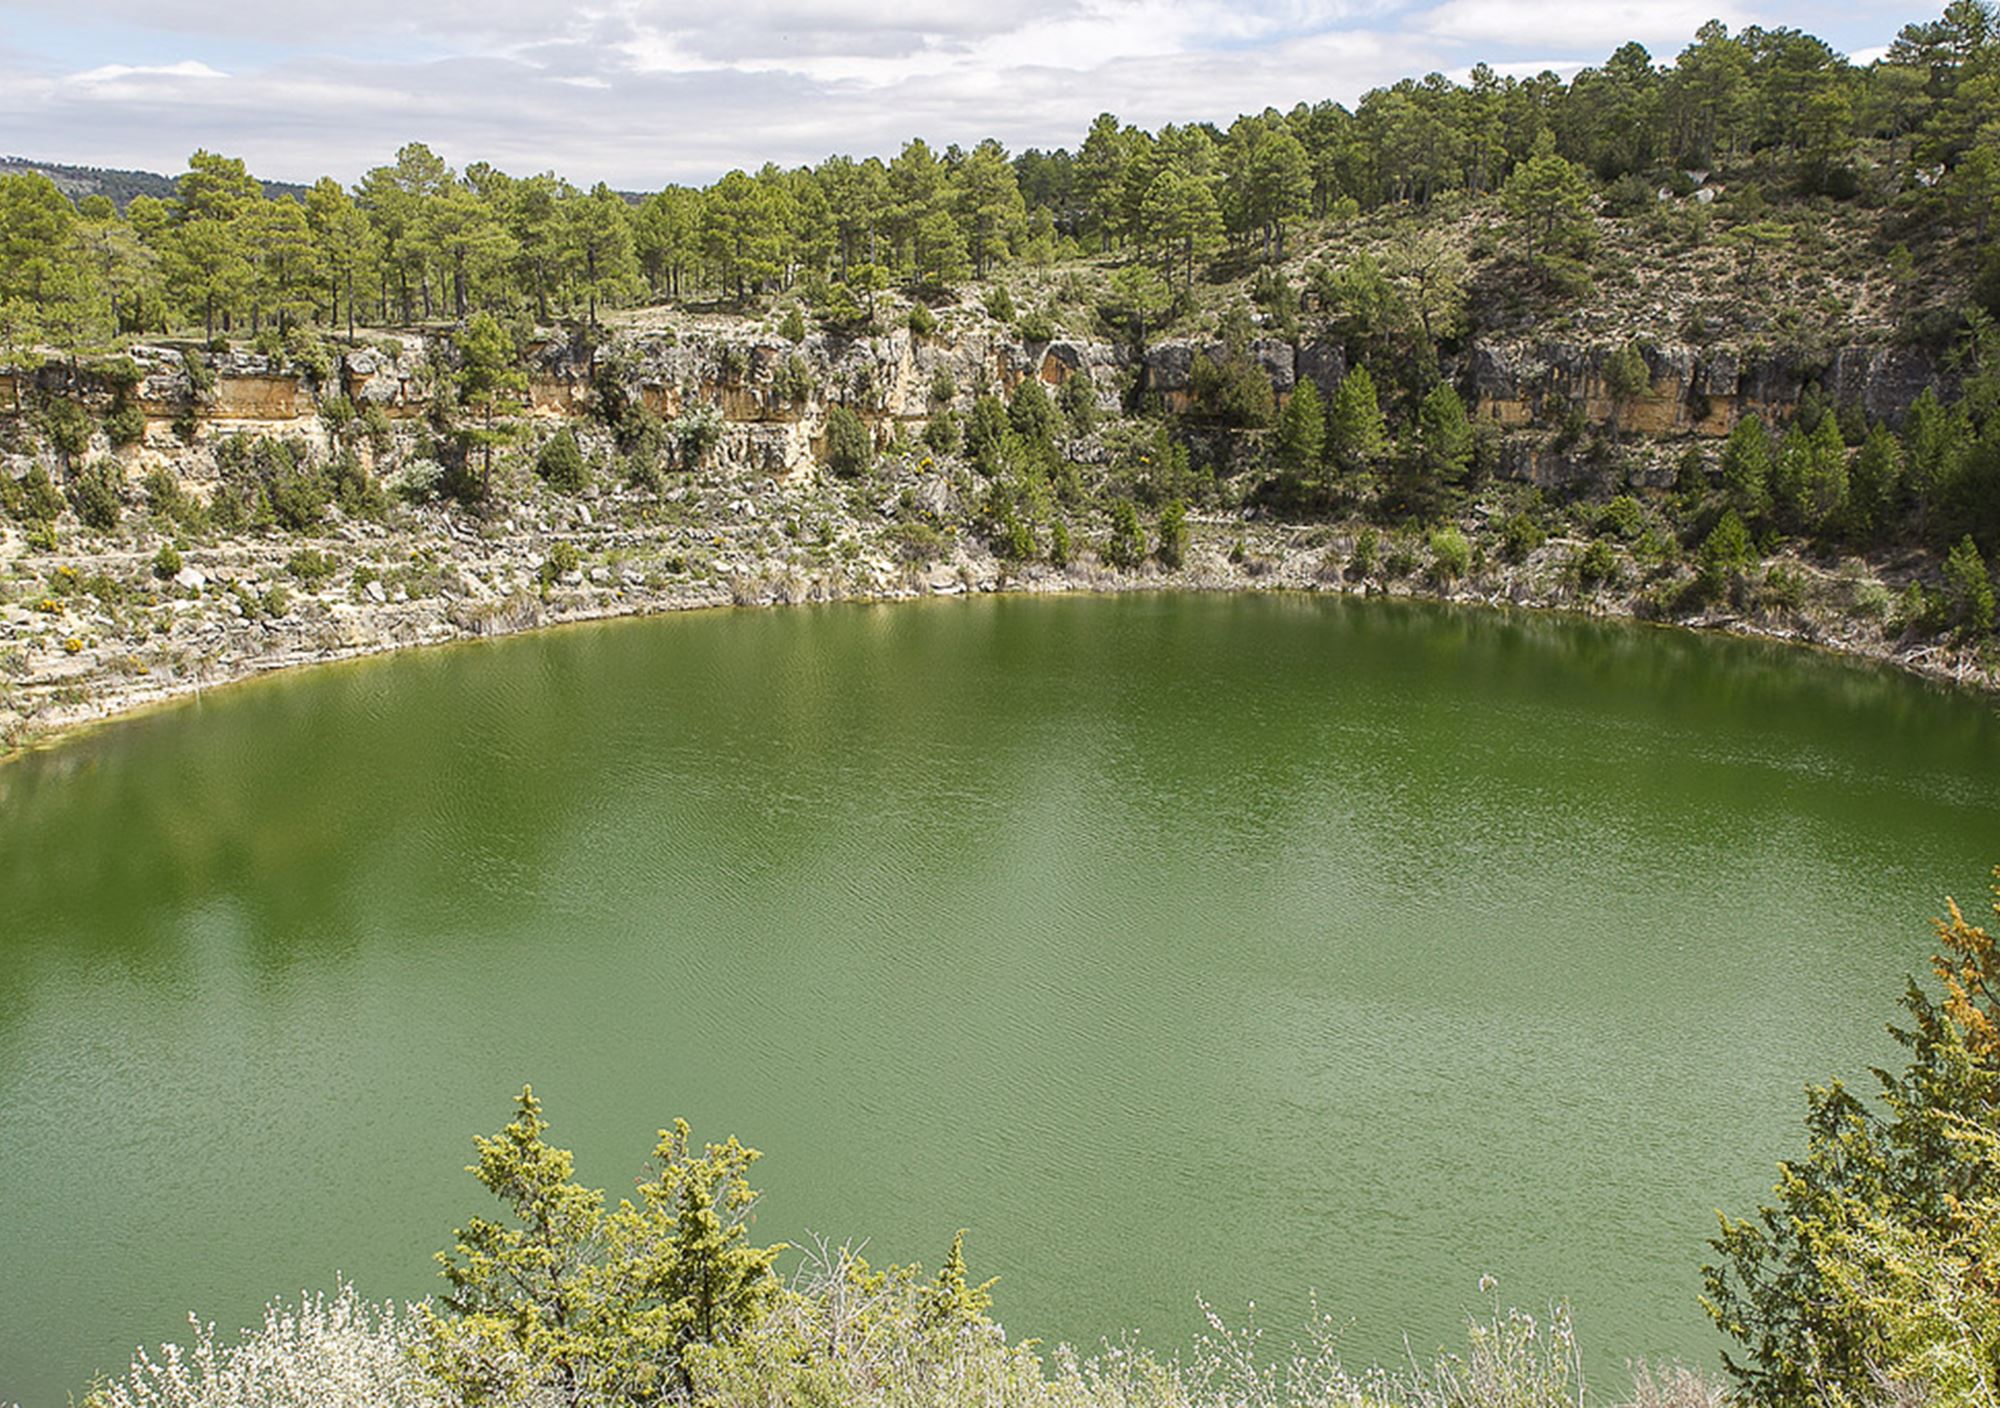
[
  {"x1": 536, "y1": 428, "x2": 590, "y2": 495},
  {"x1": 69, "y1": 459, "x2": 124, "y2": 532},
  {"x1": 103, "y1": 401, "x2": 145, "y2": 448},
  {"x1": 824, "y1": 404, "x2": 873, "y2": 478},
  {"x1": 9, "y1": 465, "x2": 64, "y2": 525}
]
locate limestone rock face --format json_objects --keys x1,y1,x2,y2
[{"x1": 0, "y1": 317, "x2": 1966, "y2": 494}]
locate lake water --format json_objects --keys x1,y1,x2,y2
[{"x1": 3, "y1": 593, "x2": 1997, "y2": 1404}]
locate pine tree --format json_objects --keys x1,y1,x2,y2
[
  {"x1": 1325, "y1": 365, "x2": 1389, "y2": 497},
  {"x1": 1274, "y1": 378, "x2": 1325, "y2": 503}
]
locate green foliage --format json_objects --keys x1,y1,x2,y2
[
  {"x1": 424, "y1": 1086, "x2": 783, "y2": 1405},
  {"x1": 824, "y1": 404, "x2": 873, "y2": 478},
  {"x1": 1393, "y1": 382, "x2": 1472, "y2": 519},
  {"x1": 924, "y1": 408, "x2": 961, "y2": 455},
  {"x1": 1721, "y1": 415, "x2": 1774, "y2": 522},
  {"x1": 907, "y1": 302, "x2": 937, "y2": 336},
  {"x1": 1705, "y1": 873, "x2": 2000, "y2": 1408},
  {"x1": 70, "y1": 458, "x2": 125, "y2": 531},
  {"x1": 142, "y1": 468, "x2": 203, "y2": 531},
  {"x1": 672, "y1": 405, "x2": 724, "y2": 470},
  {"x1": 1500, "y1": 131, "x2": 1596, "y2": 283},
  {"x1": 1597, "y1": 495, "x2": 1645, "y2": 541},
  {"x1": 1326, "y1": 366, "x2": 1389, "y2": 488},
  {"x1": 1188, "y1": 352, "x2": 1275, "y2": 429},
  {"x1": 151, "y1": 543, "x2": 182, "y2": 580},
  {"x1": 40, "y1": 397, "x2": 94, "y2": 459},
  {"x1": 1103, "y1": 498, "x2": 1146, "y2": 570},
  {"x1": 287, "y1": 548, "x2": 338, "y2": 589},
  {"x1": 1428, "y1": 525, "x2": 1471, "y2": 583},
  {"x1": 1156, "y1": 498, "x2": 1188, "y2": 568},
  {"x1": 1500, "y1": 511, "x2": 1546, "y2": 562},
  {"x1": 778, "y1": 305, "x2": 806, "y2": 343},
  {"x1": 1048, "y1": 517, "x2": 1071, "y2": 567},
  {"x1": 1057, "y1": 371, "x2": 1097, "y2": 436},
  {"x1": 1943, "y1": 534, "x2": 1996, "y2": 638},
  {"x1": 214, "y1": 434, "x2": 329, "y2": 532},
  {"x1": 965, "y1": 395, "x2": 1010, "y2": 469},
  {"x1": 1008, "y1": 377, "x2": 1056, "y2": 449},
  {"x1": 536, "y1": 428, "x2": 590, "y2": 495},
  {"x1": 104, "y1": 400, "x2": 146, "y2": 447},
  {"x1": 1697, "y1": 509, "x2": 1755, "y2": 603},
  {"x1": 1572, "y1": 538, "x2": 1617, "y2": 591},
  {"x1": 13, "y1": 464, "x2": 64, "y2": 524},
  {"x1": 538, "y1": 540, "x2": 582, "y2": 586},
  {"x1": 1350, "y1": 525, "x2": 1379, "y2": 577},
  {"x1": 1274, "y1": 379, "x2": 1325, "y2": 500}
]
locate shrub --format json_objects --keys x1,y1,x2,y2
[
  {"x1": 907, "y1": 303, "x2": 937, "y2": 336},
  {"x1": 1597, "y1": 494, "x2": 1646, "y2": 540},
  {"x1": 13, "y1": 465, "x2": 64, "y2": 524},
  {"x1": 1048, "y1": 518, "x2": 1071, "y2": 567},
  {"x1": 40, "y1": 398, "x2": 93, "y2": 458},
  {"x1": 887, "y1": 521, "x2": 947, "y2": 565},
  {"x1": 538, "y1": 540, "x2": 582, "y2": 587},
  {"x1": 390, "y1": 458, "x2": 444, "y2": 504},
  {"x1": 823, "y1": 405, "x2": 873, "y2": 478},
  {"x1": 153, "y1": 544, "x2": 183, "y2": 580},
  {"x1": 1016, "y1": 311, "x2": 1055, "y2": 344},
  {"x1": 89, "y1": 1282, "x2": 433, "y2": 1408},
  {"x1": 1943, "y1": 534, "x2": 1996, "y2": 638},
  {"x1": 673, "y1": 405, "x2": 724, "y2": 469},
  {"x1": 985, "y1": 285, "x2": 1016, "y2": 322},
  {"x1": 779, "y1": 306, "x2": 807, "y2": 343},
  {"x1": 70, "y1": 459, "x2": 125, "y2": 531},
  {"x1": 104, "y1": 401, "x2": 146, "y2": 447},
  {"x1": 1103, "y1": 499, "x2": 1145, "y2": 569},
  {"x1": 287, "y1": 548, "x2": 338, "y2": 589},
  {"x1": 1705, "y1": 873, "x2": 2000, "y2": 1407},
  {"x1": 1058, "y1": 371, "x2": 1097, "y2": 436},
  {"x1": 1696, "y1": 510, "x2": 1754, "y2": 602},
  {"x1": 924, "y1": 409, "x2": 961, "y2": 456},
  {"x1": 1008, "y1": 378, "x2": 1055, "y2": 449},
  {"x1": 1188, "y1": 352, "x2": 1275, "y2": 429},
  {"x1": 1500, "y1": 511, "x2": 1546, "y2": 561},
  {"x1": 1429, "y1": 525, "x2": 1471, "y2": 583},
  {"x1": 536, "y1": 428, "x2": 590, "y2": 495},
  {"x1": 1573, "y1": 538, "x2": 1618, "y2": 591},
  {"x1": 1350, "y1": 525, "x2": 1379, "y2": 577},
  {"x1": 268, "y1": 461, "x2": 331, "y2": 532},
  {"x1": 1156, "y1": 499, "x2": 1188, "y2": 568}
]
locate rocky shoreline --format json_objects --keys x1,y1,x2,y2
[{"x1": 5, "y1": 494, "x2": 1991, "y2": 767}]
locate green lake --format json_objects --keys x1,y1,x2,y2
[{"x1": 3, "y1": 593, "x2": 1998, "y2": 1404}]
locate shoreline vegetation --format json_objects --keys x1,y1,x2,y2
[
  {"x1": 1, "y1": 534, "x2": 1994, "y2": 768},
  {"x1": 55, "y1": 875, "x2": 2000, "y2": 1408}
]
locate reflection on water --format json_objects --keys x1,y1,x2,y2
[{"x1": 2, "y1": 594, "x2": 1997, "y2": 1406}]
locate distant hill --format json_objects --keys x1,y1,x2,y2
[{"x1": 1, "y1": 156, "x2": 309, "y2": 207}]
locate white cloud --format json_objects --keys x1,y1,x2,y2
[
  {"x1": 0, "y1": 0, "x2": 1944, "y2": 187},
  {"x1": 1419, "y1": 0, "x2": 1751, "y2": 51},
  {"x1": 68, "y1": 59, "x2": 227, "y2": 84}
]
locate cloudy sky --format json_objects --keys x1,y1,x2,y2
[{"x1": 0, "y1": 0, "x2": 1945, "y2": 189}]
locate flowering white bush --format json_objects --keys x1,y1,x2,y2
[{"x1": 87, "y1": 1281, "x2": 443, "y2": 1408}]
